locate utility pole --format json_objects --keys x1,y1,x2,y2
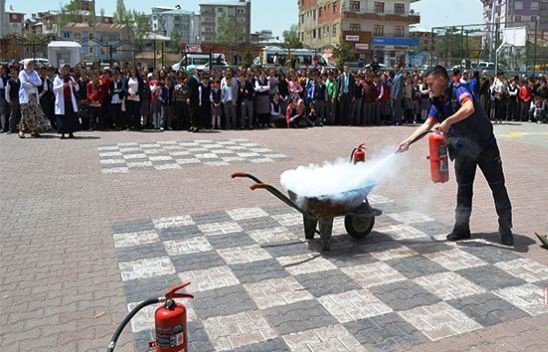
[{"x1": 93, "y1": 0, "x2": 97, "y2": 61}]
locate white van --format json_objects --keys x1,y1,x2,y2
[
  {"x1": 257, "y1": 46, "x2": 332, "y2": 69},
  {"x1": 172, "y1": 53, "x2": 227, "y2": 71}
]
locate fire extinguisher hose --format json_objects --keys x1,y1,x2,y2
[{"x1": 106, "y1": 297, "x2": 162, "y2": 352}]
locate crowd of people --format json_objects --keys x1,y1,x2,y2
[{"x1": 0, "y1": 59, "x2": 547, "y2": 139}]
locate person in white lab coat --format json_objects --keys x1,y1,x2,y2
[{"x1": 53, "y1": 64, "x2": 80, "y2": 139}]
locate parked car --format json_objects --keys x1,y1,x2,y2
[{"x1": 19, "y1": 58, "x2": 49, "y2": 67}]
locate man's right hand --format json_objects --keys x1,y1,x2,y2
[{"x1": 396, "y1": 140, "x2": 410, "y2": 153}]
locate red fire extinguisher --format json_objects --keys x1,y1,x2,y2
[
  {"x1": 152, "y1": 282, "x2": 194, "y2": 352},
  {"x1": 350, "y1": 144, "x2": 367, "y2": 163},
  {"x1": 427, "y1": 131, "x2": 449, "y2": 183},
  {"x1": 106, "y1": 283, "x2": 193, "y2": 352}
]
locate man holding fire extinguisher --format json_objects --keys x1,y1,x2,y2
[{"x1": 397, "y1": 66, "x2": 514, "y2": 246}]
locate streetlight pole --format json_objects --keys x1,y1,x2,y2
[{"x1": 92, "y1": 0, "x2": 97, "y2": 61}]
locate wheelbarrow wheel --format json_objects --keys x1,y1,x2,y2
[{"x1": 345, "y1": 215, "x2": 375, "y2": 239}]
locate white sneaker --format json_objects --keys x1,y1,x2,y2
[{"x1": 160, "y1": 127, "x2": 165, "y2": 131}]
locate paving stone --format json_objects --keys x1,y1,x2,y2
[
  {"x1": 198, "y1": 221, "x2": 244, "y2": 236},
  {"x1": 171, "y1": 250, "x2": 226, "y2": 272},
  {"x1": 457, "y1": 265, "x2": 527, "y2": 290},
  {"x1": 366, "y1": 241, "x2": 420, "y2": 261},
  {"x1": 341, "y1": 262, "x2": 407, "y2": 288},
  {"x1": 203, "y1": 310, "x2": 276, "y2": 350},
  {"x1": 226, "y1": 207, "x2": 270, "y2": 221},
  {"x1": 153, "y1": 215, "x2": 195, "y2": 229},
  {"x1": 376, "y1": 224, "x2": 429, "y2": 241},
  {"x1": 385, "y1": 255, "x2": 447, "y2": 279},
  {"x1": 295, "y1": 269, "x2": 361, "y2": 297},
  {"x1": 178, "y1": 266, "x2": 240, "y2": 293},
  {"x1": 282, "y1": 324, "x2": 367, "y2": 352},
  {"x1": 409, "y1": 221, "x2": 452, "y2": 237},
  {"x1": 191, "y1": 285, "x2": 257, "y2": 320},
  {"x1": 344, "y1": 312, "x2": 428, "y2": 352},
  {"x1": 374, "y1": 215, "x2": 404, "y2": 228},
  {"x1": 112, "y1": 230, "x2": 160, "y2": 249},
  {"x1": 403, "y1": 239, "x2": 454, "y2": 255},
  {"x1": 230, "y1": 259, "x2": 290, "y2": 284},
  {"x1": 370, "y1": 280, "x2": 442, "y2": 311},
  {"x1": 217, "y1": 245, "x2": 273, "y2": 265},
  {"x1": 262, "y1": 206, "x2": 299, "y2": 216},
  {"x1": 192, "y1": 211, "x2": 233, "y2": 225},
  {"x1": 271, "y1": 213, "x2": 303, "y2": 227},
  {"x1": 230, "y1": 337, "x2": 291, "y2": 352},
  {"x1": 206, "y1": 232, "x2": 257, "y2": 249},
  {"x1": 422, "y1": 248, "x2": 487, "y2": 271},
  {"x1": 386, "y1": 211, "x2": 434, "y2": 224},
  {"x1": 124, "y1": 274, "x2": 181, "y2": 303},
  {"x1": 246, "y1": 227, "x2": 300, "y2": 245},
  {"x1": 493, "y1": 283, "x2": 548, "y2": 316},
  {"x1": 187, "y1": 320, "x2": 217, "y2": 352},
  {"x1": 112, "y1": 219, "x2": 155, "y2": 234},
  {"x1": 323, "y1": 246, "x2": 379, "y2": 267},
  {"x1": 156, "y1": 224, "x2": 203, "y2": 241},
  {"x1": 118, "y1": 256, "x2": 176, "y2": 281},
  {"x1": 457, "y1": 241, "x2": 523, "y2": 263},
  {"x1": 494, "y1": 258, "x2": 548, "y2": 283},
  {"x1": 263, "y1": 300, "x2": 338, "y2": 336},
  {"x1": 243, "y1": 276, "x2": 313, "y2": 309},
  {"x1": 263, "y1": 240, "x2": 316, "y2": 258},
  {"x1": 398, "y1": 302, "x2": 483, "y2": 341},
  {"x1": 116, "y1": 242, "x2": 168, "y2": 262},
  {"x1": 163, "y1": 237, "x2": 213, "y2": 255},
  {"x1": 447, "y1": 292, "x2": 529, "y2": 326},
  {"x1": 277, "y1": 253, "x2": 337, "y2": 276},
  {"x1": 238, "y1": 217, "x2": 288, "y2": 232},
  {"x1": 413, "y1": 272, "x2": 486, "y2": 301},
  {"x1": 318, "y1": 289, "x2": 393, "y2": 323}
]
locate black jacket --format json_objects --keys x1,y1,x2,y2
[{"x1": 337, "y1": 73, "x2": 356, "y2": 98}]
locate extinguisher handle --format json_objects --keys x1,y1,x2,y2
[
  {"x1": 171, "y1": 293, "x2": 194, "y2": 299},
  {"x1": 165, "y1": 282, "x2": 192, "y2": 299}
]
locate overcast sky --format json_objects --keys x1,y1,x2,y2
[{"x1": 9, "y1": 0, "x2": 485, "y2": 37}]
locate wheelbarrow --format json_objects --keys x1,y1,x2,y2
[{"x1": 231, "y1": 172, "x2": 382, "y2": 250}]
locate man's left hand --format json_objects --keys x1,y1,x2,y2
[{"x1": 438, "y1": 119, "x2": 451, "y2": 134}]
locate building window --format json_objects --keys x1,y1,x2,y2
[
  {"x1": 374, "y1": 24, "x2": 384, "y2": 36},
  {"x1": 319, "y1": 28, "x2": 321, "y2": 39},
  {"x1": 301, "y1": 14, "x2": 304, "y2": 24},
  {"x1": 313, "y1": 9, "x2": 316, "y2": 20},
  {"x1": 531, "y1": 2, "x2": 539, "y2": 10},
  {"x1": 394, "y1": 3, "x2": 405, "y2": 14},
  {"x1": 319, "y1": 7, "x2": 322, "y2": 17},
  {"x1": 332, "y1": 24, "x2": 337, "y2": 36},
  {"x1": 217, "y1": 7, "x2": 224, "y2": 13},
  {"x1": 515, "y1": 15, "x2": 521, "y2": 22},
  {"x1": 395, "y1": 26, "x2": 404, "y2": 37},
  {"x1": 530, "y1": 16, "x2": 537, "y2": 22},
  {"x1": 515, "y1": 1, "x2": 523, "y2": 10},
  {"x1": 238, "y1": 8, "x2": 245, "y2": 14},
  {"x1": 350, "y1": 23, "x2": 361, "y2": 32},
  {"x1": 62, "y1": 32, "x2": 70, "y2": 39},
  {"x1": 333, "y1": 1, "x2": 338, "y2": 13},
  {"x1": 350, "y1": 1, "x2": 360, "y2": 11},
  {"x1": 374, "y1": 2, "x2": 384, "y2": 13},
  {"x1": 313, "y1": 29, "x2": 316, "y2": 38},
  {"x1": 11, "y1": 14, "x2": 16, "y2": 20}
]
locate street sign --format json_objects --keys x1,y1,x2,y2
[
  {"x1": 345, "y1": 35, "x2": 360, "y2": 42},
  {"x1": 355, "y1": 43, "x2": 369, "y2": 50}
]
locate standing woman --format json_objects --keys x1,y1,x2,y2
[
  {"x1": 124, "y1": 67, "x2": 144, "y2": 130},
  {"x1": 254, "y1": 70, "x2": 271, "y2": 128},
  {"x1": 18, "y1": 60, "x2": 50, "y2": 138},
  {"x1": 53, "y1": 64, "x2": 79, "y2": 139}
]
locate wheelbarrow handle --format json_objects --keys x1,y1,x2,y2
[
  {"x1": 231, "y1": 172, "x2": 263, "y2": 184},
  {"x1": 249, "y1": 183, "x2": 309, "y2": 216}
]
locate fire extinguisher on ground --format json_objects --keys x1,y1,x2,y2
[
  {"x1": 350, "y1": 144, "x2": 367, "y2": 163},
  {"x1": 106, "y1": 282, "x2": 194, "y2": 352},
  {"x1": 427, "y1": 130, "x2": 449, "y2": 183}
]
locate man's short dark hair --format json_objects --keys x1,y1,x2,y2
[{"x1": 427, "y1": 65, "x2": 449, "y2": 81}]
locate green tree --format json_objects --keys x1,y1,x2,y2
[
  {"x1": 58, "y1": 0, "x2": 82, "y2": 29},
  {"x1": 282, "y1": 24, "x2": 303, "y2": 50},
  {"x1": 333, "y1": 42, "x2": 355, "y2": 69},
  {"x1": 215, "y1": 12, "x2": 245, "y2": 46},
  {"x1": 132, "y1": 10, "x2": 151, "y2": 47},
  {"x1": 170, "y1": 31, "x2": 181, "y2": 50},
  {"x1": 242, "y1": 46, "x2": 254, "y2": 67},
  {"x1": 113, "y1": 0, "x2": 132, "y2": 25}
]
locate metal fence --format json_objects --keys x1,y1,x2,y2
[{"x1": 426, "y1": 21, "x2": 547, "y2": 75}]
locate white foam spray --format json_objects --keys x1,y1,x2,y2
[{"x1": 280, "y1": 148, "x2": 409, "y2": 199}]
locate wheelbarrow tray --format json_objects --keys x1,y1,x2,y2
[{"x1": 287, "y1": 185, "x2": 375, "y2": 218}]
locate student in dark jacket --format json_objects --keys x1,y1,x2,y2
[
  {"x1": 351, "y1": 75, "x2": 364, "y2": 126},
  {"x1": 199, "y1": 75, "x2": 211, "y2": 130},
  {"x1": 337, "y1": 65, "x2": 356, "y2": 125},
  {"x1": 187, "y1": 70, "x2": 201, "y2": 132},
  {"x1": 159, "y1": 77, "x2": 175, "y2": 131},
  {"x1": 5, "y1": 66, "x2": 21, "y2": 133},
  {"x1": 109, "y1": 70, "x2": 125, "y2": 129},
  {"x1": 239, "y1": 73, "x2": 255, "y2": 129}
]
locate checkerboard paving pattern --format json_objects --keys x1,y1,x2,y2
[
  {"x1": 98, "y1": 139, "x2": 289, "y2": 173},
  {"x1": 111, "y1": 198, "x2": 548, "y2": 352}
]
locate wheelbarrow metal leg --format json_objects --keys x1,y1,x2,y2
[
  {"x1": 303, "y1": 216, "x2": 318, "y2": 240},
  {"x1": 318, "y1": 217, "x2": 334, "y2": 251}
]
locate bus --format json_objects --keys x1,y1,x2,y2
[
  {"x1": 172, "y1": 53, "x2": 227, "y2": 72},
  {"x1": 256, "y1": 46, "x2": 333, "y2": 69}
]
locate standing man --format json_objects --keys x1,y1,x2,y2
[
  {"x1": 337, "y1": 64, "x2": 355, "y2": 126},
  {"x1": 187, "y1": 69, "x2": 201, "y2": 132},
  {"x1": 397, "y1": 66, "x2": 514, "y2": 246},
  {"x1": 391, "y1": 64, "x2": 405, "y2": 125},
  {"x1": 325, "y1": 71, "x2": 338, "y2": 125},
  {"x1": 0, "y1": 65, "x2": 9, "y2": 132}
]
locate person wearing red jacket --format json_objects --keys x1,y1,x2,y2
[
  {"x1": 518, "y1": 80, "x2": 532, "y2": 121},
  {"x1": 100, "y1": 69, "x2": 113, "y2": 129},
  {"x1": 86, "y1": 71, "x2": 105, "y2": 130}
]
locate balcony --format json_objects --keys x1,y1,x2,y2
[{"x1": 342, "y1": 6, "x2": 420, "y2": 24}]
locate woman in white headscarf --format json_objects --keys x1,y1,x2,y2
[
  {"x1": 53, "y1": 64, "x2": 80, "y2": 139},
  {"x1": 18, "y1": 60, "x2": 50, "y2": 138}
]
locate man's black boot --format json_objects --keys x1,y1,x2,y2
[
  {"x1": 498, "y1": 207, "x2": 514, "y2": 246},
  {"x1": 447, "y1": 209, "x2": 471, "y2": 241},
  {"x1": 446, "y1": 227, "x2": 471, "y2": 241}
]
